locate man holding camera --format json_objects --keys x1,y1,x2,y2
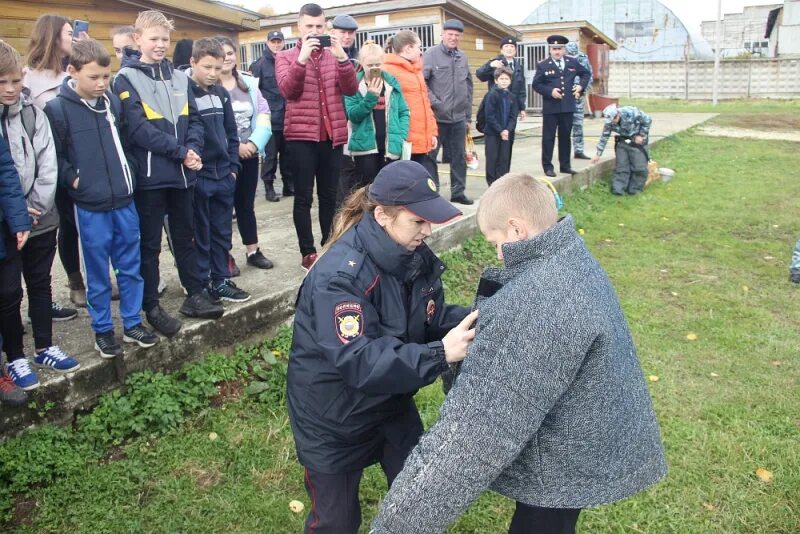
[{"x1": 275, "y1": 2, "x2": 358, "y2": 271}]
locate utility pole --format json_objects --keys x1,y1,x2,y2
[{"x1": 712, "y1": 0, "x2": 722, "y2": 105}]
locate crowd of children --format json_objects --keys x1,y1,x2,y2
[{"x1": 0, "y1": 10, "x2": 267, "y2": 404}]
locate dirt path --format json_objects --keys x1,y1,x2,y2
[{"x1": 697, "y1": 125, "x2": 800, "y2": 142}]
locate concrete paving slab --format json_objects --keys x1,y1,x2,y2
[{"x1": 0, "y1": 112, "x2": 715, "y2": 438}]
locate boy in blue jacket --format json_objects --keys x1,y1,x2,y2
[
  {"x1": 482, "y1": 67, "x2": 518, "y2": 186},
  {"x1": 187, "y1": 38, "x2": 249, "y2": 303},
  {"x1": 113, "y1": 10, "x2": 223, "y2": 337},
  {"x1": 0, "y1": 133, "x2": 32, "y2": 402},
  {"x1": 45, "y1": 39, "x2": 159, "y2": 358}
]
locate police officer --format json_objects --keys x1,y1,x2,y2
[
  {"x1": 566, "y1": 41, "x2": 593, "y2": 160},
  {"x1": 532, "y1": 34, "x2": 591, "y2": 177},
  {"x1": 287, "y1": 160, "x2": 478, "y2": 533}
]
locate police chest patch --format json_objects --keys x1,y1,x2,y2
[
  {"x1": 426, "y1": 299, "x2": 436, "y2": 324},
  {"x1": 334, "y1": 302, "x2": 364, "y2": 344}
]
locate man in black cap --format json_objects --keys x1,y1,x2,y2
[
  {"x1": 476, "y1": 36, "x2": 527, "y2": 160},
  {"x1": 532, "y1": 34, "x2": 591, "y2": 177},
  {"x1": 330, "y1": 14, "x2": 361, "y2": 207},
  {"x1": 250, "y1": 30, "x2": 294, "y2": 201},
  {"x1": 423, "y1": 19, "x2": 474, "y2": 205},
  {"x1": 330, "y1": 14, "x2": 359, "y2": 66}
]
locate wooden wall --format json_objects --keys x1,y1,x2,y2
[{"x1": 0, "y1": 0, "x2": 238, "y2": 70}]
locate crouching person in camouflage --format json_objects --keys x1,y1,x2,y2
[
  {"x1": 592, "y1": 104, "x2": 652, "y2": 195},
  {"x1": 371, "y1": 174, "x2": 667, "y2": 534}
]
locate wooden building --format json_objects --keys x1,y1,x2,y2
[
  {"x1": 239, "y1": 0, "x2": 520, "y2": 110},
  {"x1": 0, "y1": 0, "x2": 260, "y2": 69}
]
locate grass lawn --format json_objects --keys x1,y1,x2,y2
[{"x1": 4, "y1": 125, "x2": 800, "y2": 532}]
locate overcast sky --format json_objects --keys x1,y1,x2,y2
[{"x1": 235, "y1": 0, "x2": 783, "y2": 37}]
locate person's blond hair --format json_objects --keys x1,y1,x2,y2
[
  {"x1": 134, "y1": 10, "x2": 175, "y2": 33},
  {"x1": 110, "y1": 25, "x2": 136, "y2": 39},
  {"x1": 358, "y1": 42, "x2": 384, "y2": 63},
  {"x1": 0, "y1": 40, "x2": 23, "y2": 77},
  {"x1": 322, "y1": 187, "x2": 400, "y2": 254},
  {"x1": 477, "y1": 173, "x2": 558, "y2": 233}
]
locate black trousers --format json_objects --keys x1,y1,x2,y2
[
  {"x1": 508, "y1": 503, "x2": 581, "y2": 534},
  {"x1": 55, "y1": 185, "x2": 81, "y2": 278},
  {"x1": 302, "y1": 440, "x2": 410, "y2": 534},
  {"x1": 336, "y1": 154, "x2": 361, "y2": 207},
  {"x1": 352, "y1": 153, "x2": 387, "y2": 187},
  {"x1": 22, "y1": 229, "x2": 57, "y2": 350},
  {"x1": 135, "y1": 187, "x2": 204, "y2": 313},
  {"x1": 410, "y1": 152, "x2": 439, "y2": 187},
  {"x1": 0, "y1": 233, "x2": 24, "y2": 359},
  {"x1": 285, "y1": 141, "x2": 342, "y2": 257},
  {"x1": 485, "y1": 134, "x2": 512, "y2": 186},
  {"x1": 262, "y1": 130, "x2": 293, "y2": 190},
  {"x1": 234, "y1": 156, "x2": 261, "y2": 246},
  {"x1": 541, "y1": 112, "x2": 574, "y2": 173},
  {"x1": 430, "y1": 121, "x2": 467, "y2": 197}
]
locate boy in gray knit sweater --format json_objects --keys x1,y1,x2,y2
[{"x1": 372, "y1": 173, "x2": 667, "y2": 534}]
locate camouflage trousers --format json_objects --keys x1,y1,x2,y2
[
  {"x1": 572, "y1": 97, "x2": 586, "y2": 154},
  {"x1": 791, "y1": 239, "x2": 800, "y2": 272}
]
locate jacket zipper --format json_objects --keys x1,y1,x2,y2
[
  {"x1": 96, "y1": 110, "x2": 115, "y2": 208},
  {"x1": 159, "y1": 63, "x2": 188, "y2": 188}
]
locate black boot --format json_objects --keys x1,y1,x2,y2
[
  {"x1": 265, "y1": 181, "x2": 279, "y2": 202},
  {"x1": 282, "y1": 182, "x2": 295, "y2": 197}
]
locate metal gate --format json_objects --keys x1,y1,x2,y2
[{"x1": 519, "y1": 42, "x2": 548, "y2": 113}]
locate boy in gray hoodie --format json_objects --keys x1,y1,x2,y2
[
  {"x1": 372, "y1": 173, "x2": 667, "y2": 533},
  {"x1": 0, "y1": 40, "x2": 79, "y2": 393}
]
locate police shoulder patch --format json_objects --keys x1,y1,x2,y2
[{"x1": 334, "y1": 301, "x2": 364, "y2": 344}]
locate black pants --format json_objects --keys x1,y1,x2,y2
[
  {"x1": 135, "y1": 187, "x2": 204, "y2": 313},
  {"x1": 55, "y1": 185, "x2": 81, "y2": 278},
  {"x1": 410, "y1": 152, "x2": 439, "y2": 187},
  {"x1": 262, "y1": 130, "x2": 293, "y2": 190},
  {"x1": 430, "y1": 121, "x2": 467, "y2": 198},
  {"x1": 0, "y1": 233, "x2": 24, "y2": 359},
  {"x1": 302, "y1": 440, "x2": 410, "y2": 534},
  {"x1": 541, "y1": 112, "x2": 574, "y2": 173},
  {"x1": 336, "y1": 154, "x2": 361, "y2": 207},
  {"x1": 485, "y1": 134, "x2": 512, "y2": 186},
  {"x1": 285, "y1": 141, "x2": 342, "y2": 256},
  {"x1": 234, "y1": 157, "x2": 261, "y2": 246},
  {"x1": 508, "y1": 503, "x2": 581, "y2": 534},
  {"x1": 352, "y1": 153, "x2": 386, "y2": 187},
  {"x1": 22, "y1": 229, "x2": 57, "y2": 350}
]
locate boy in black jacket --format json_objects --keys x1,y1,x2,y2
[
  {"x1": 113, "y1": 10, "x2": 223, "y2": 337},
  {"x1": 187, "y1": 38, "x2": 249, "y2": 303},
  {"x1": 45, "y1": 39, "x2": 158, "y2": 358},
  {"x1": 482, "y1": 68, "x2": 518, "y2": 186}
]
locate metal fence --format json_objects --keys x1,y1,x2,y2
[{"x1": 608, "y1": 58, "x2": 800, "y2": 99}]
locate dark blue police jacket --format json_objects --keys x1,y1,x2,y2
[
  {"x1": 532, "y1": 55, "x2": 591, "y2": 115},
  {"x1": 287, "y1": 212, "x2": 469, "y2": 474}
]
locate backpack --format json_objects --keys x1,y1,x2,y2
[{"x1": 475, "y1": 93, "x2": 487, "y2": 134}]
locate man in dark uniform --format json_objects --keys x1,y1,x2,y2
[
  {"x1": 532, "y1": 35, "x2": 591, "y2": 177},
  {"x1": 250, "y1": 30, "x2": 293, "y2": 201}
]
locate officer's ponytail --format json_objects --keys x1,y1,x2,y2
[{"x1": 322, "y1": 186, "x2": 400, "y2": 255}]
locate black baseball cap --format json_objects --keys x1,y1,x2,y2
[
  {"x1": 368, "y1": 161, "x2": 462, "y2": 224},
  {"x1": 268, "y1": 31, "x2": 284, "y2": 41}
]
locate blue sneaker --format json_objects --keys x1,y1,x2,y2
[
  {"x1": 33, "y1": 346, "x2": 80, "y2": 374},
  {"x1": 5, "y1": 358, "x2": 39, "y2": 391}
]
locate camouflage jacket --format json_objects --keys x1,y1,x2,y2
[{"x1": 596, "y1": 106, "x2": 652, "y2": 156}]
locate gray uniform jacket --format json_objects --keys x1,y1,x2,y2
[
  {"x1": 423, "y1": 43, "x2": 473, "y2": 124},
  {"x1": 0, "y1": 94, "x2": 58, "y2": 237},
  {"x1": 372, "y1": 215, "x2": 667, "y2": 533}
]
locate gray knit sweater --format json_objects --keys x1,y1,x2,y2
[{"x1": 372, "y1": 215, "x2": 667, "y2": 533}]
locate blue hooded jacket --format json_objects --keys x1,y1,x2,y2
[
  {"x1": 0, "y1": 135, "x2": 32, "y2": 259},
  {"x1": 187, "y1": 75, "x2": 240, "y2": 180},
  {"x1": 112, "y1": 48, "x2": 204, "y2": 190},
  {"x1": 45, "y1": 78, "x2": 135, "y2": 212}
]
